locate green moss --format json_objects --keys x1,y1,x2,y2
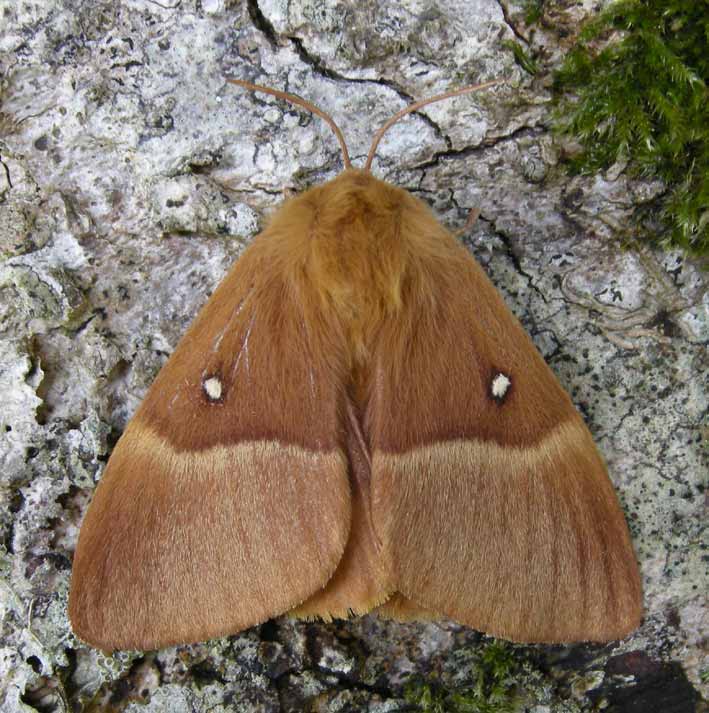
[
  {"x1": 523, "y1": 0, "x2": 544, "y2": 25},
  {"x1": 551, "y1": 0, "x2": 709, "y2": 255},
  {"x1": 503, "y1": 40, "x2": 539, "y2": 76},
  {"x1": 404, "y1": 642, "x2": 519, "y2": 713}
]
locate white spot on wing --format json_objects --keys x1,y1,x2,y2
[
  {"x1": 491, "y1": 372, "x2": 511, "y2": 400},
  {"x1": 203, "y1": 376, "x2": 223, "y2": 401}
]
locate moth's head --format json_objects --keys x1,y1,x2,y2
[
  {"x1": 326, "y1": 168, "x2": 380, "y2": 192},
  {"x1": 293, "y1": 168, "x2": 405, "y2": 232},
  {"x1": 227, "y1": 78, "x2": 500, "y2": 176}
]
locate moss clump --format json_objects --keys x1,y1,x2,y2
[
  {"x1": 523, "y1": 0, "x2": 544, "y2": 25},
  {"x1": 404, "y1": 642, "x2": 519, "y2": 713},
  {"x1": 552, "y1": 0, "x2": 709, "y2": 255},
  {"x1": 503, "y1": 40, "x2": 538, "y2": 76}
]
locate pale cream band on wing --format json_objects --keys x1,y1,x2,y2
[
  {"x1": 128, "y1": 419, "x2": 348, "y2": 482},
  {"x1": 373, "y1": 419, "x2": 599, "y2": 481}
]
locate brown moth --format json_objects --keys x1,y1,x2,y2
[{"x1": 69, "y1": 80, "x2": 642, "y2": 651}]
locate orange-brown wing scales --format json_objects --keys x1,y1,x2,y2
[
  {"x1": 140, "y1": 245, "x2": 341, "y2": 452},
  {"x1": 374, "y1": 593, "x2": 441, "y2": 622},
  {"x1": 373, "y1": 423, "x2": 641, "y2": 642},
  {"x1": 290, "y1": 402, "x2": 393, "y2": 620},
  {"x1": 71, "y1": 169, "x2": 642, "y2": 648},
  {"x1": 369, "y1": 215, "x2": 641, "y2": 643},
  {"x1": 70, "y1": 429, "x2": 348, "y2": 650},
  {"x1": 69, "y1": 236, "x2": 351, "y2": 650}
]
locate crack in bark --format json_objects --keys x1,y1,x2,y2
[
  {"x1": 412, "y1": 124, "x2": 543, "y2": 172},
  {"x1": 261, "y1": 623, "x2": 401, "y2": 712},
  {"x1": 449, "y1": 196, "x2": 555, "y2": 369},
  {"x1": 0, "y1": 155, "x2": 12, "y2": 189},
  {"x1": 495, "y1": 0, "x2": 531, "y2": 44},
  {"x1": 246, "y1": 0, "x2": 450, "y2": 153},
  {"x1": 247, "y1": 0, "x2": 280, "y2": 48},
  {"x1": 479, "y1": 214, "x2": 548, "y2": 304},
  {"x1": 410, "y1": 181, "x2": 550, "y2": 317}
]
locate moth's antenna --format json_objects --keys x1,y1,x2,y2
[
  {"x1": 227, "y1": 78, "x2": 352, "y2": 170},
  {"x1": 364, "y1": 80, "x2": 501, "y2": 172}
]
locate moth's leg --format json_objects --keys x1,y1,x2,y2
[{"x1": 453, "y1": 207, "x2": 481, "y2": 237}]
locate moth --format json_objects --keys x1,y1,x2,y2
[{"x1": 69, "y1": 80, "x2": 642, "y2": 651}]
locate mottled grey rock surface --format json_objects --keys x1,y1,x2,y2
[{"x1": 1, "y1": 1, "x2": 706, "y2": 712}]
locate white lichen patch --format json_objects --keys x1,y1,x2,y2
[
  {"x1": 491, "y1": 372, "x2": 511, "y2": 400},
  {"x1": 0, "y1": 341, "x2": 43, "y2": 476},
  {"x1": 203, "y1": 376, "x2": 223, "y2": 401}
]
